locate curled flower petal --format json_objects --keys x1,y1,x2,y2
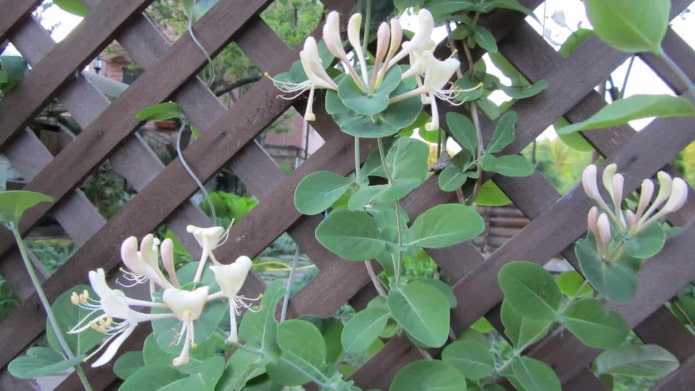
[
  {"x1": 210, "y1": 256, "x2": 255, "y2": 343},
  {"x1": 323, "y1": 11, "x2": 347, "y2": 61},
  {"x1": 163, "y1": 287, "x2": 210, "y2": 367}
]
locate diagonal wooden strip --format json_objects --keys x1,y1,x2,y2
[
  {"x1": 0, "y1": 0, "x2": 39, "y2": 41},
  {"x1": 0, "y1": 0, "x2": 154, "y2": 146}
]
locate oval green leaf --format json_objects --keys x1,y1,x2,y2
[
  {"x1": 341, "y1": 307, "x2": 389, "y2": 353},
  {"x1": 135, "y1": 102, "x2": 183, "y2": 122},
  {"x1": 511, "y1": 356, "x2": 561, "y2": 391},
  {"x1": 294, "y1": 171, "x2": 353, "y2": 215},
  {"x1": 315, "y1": 210, "x2": 387, "y2": 261},
  {"x1": 500, "y1": 300, "x2": 552, "y2": 349},
  {"x1": 387, "y1": 281, "x2": 450, "y2": 348},
  {"x1": 596, "y1": 344, "x2": 679, "y2": 378},
  {"x1": 407, "y1": 204, "x2": 484, "y2": 248},
  {"x1": 576, "y1": 238, "x2": 638, "y2": 303},
  {"x1": 390, "y1": 360, "x2": 467, "y2": 391},
  {"x1": 441, "y1": 330, "x2": 494, "y2": 380},
  {"x1": 8, "y1": 347, "x2": 84, "y2": 379},
  {"x1": 563, "y1": 298, "x2": 629, "y2": 349},
  {"x1": 0, "y1": 190, "x2": 54, "y2": 226},
  {"x1": 498, "y1": 261, "x2": 561, "y2": 321}
]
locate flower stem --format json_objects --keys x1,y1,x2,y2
[
  {"x1": 354, "y1": 136, "x2": 362, "y2": 184},
  {"x1": 365, "y1": 260, "x2": 387, "y2": 297},
  {"x1": 11, "y1": 224, "x2": 93, "y2": 391},
  {"x1": 280, "y1": 247, "x2": 300, "y2": 323},
  {"x1": 659, "y1": 50, "x2": 695, "y2": 94}
]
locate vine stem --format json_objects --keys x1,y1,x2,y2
[
  {"x1": 658, "y1": 50, "x2": 695, "y2": 95},
  {"x1": 280, "y1": 247, "x2": 300, "y2": 323},
  {"x1": 11, "y1": 224, "x2": 94, "y2": 391},
  {"x1": 365, "y1": 260, "x2": 388, "y2": 296},
  {"x1": 376, "y1": 138, "x2": 404, "y2": 286},
  {"x1": 176, "y1": 120, "x2": 217, "y2": 227},
  {"x1": 460, "y1": 42, "x2": 484, "y2": 205},
  {"x1": 354, "y1": 136, "x2": 362, "y2": 184}
]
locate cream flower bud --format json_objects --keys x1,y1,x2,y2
[
  {"x1": 323, "y1": 11, "x2": 347, "y2": 61},
  {"x1": 120, "y1": 236, "x2": 171, "y2": 289},
  {"x1": 654, "y1": 171, "x2": 673, "y2": 207},
  {"x1": 625, "y1": 210, "x2": 638, "y2": 229},
  {"x1": 662, "y1": 177, "x2": 688, "y2": 214},
  {"x1": 347, "y1": 13, "x2": 369, "y2": 86},
  {"x1": 582, "y1": 165, "x2": 602, "y2": 202},
  {"x1": 299, "y1": 37, "x2": 338, "y2": 90},
  {"x1": 597, "y1": 213, "x2": 611, "y2": 256},
  {"x1": 635, "y1": 179, "x2": 654, "y2": 220},
  {"x1": 587, "y1": 206, "x2": 600, "y2": 238},
  {"x1": 602, "y1": 163, "x2": 617, "y2": 199},
  {"x1": 160, "y1": 238, "x2": 179, "y2": 288}
]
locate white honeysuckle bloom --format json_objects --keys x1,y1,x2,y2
[
  {"x1": 636, "y1": 177, "x2": 688, "y2": 231},
  {"x1": 120, "y1": 235, "x2": 173, "y2": 290},
  {"x1": 347, "y1": 13, "x2": 369, "y2": 87},
  {"x1": 187, "y1": 224, "x2": 229, "y2": 283},
  {"x1": 162, "y1": 286, "x2": 210, "y2": 366},
  {"x1": 160, "y1": 238, "x2": 180, "y2": 288},
  {"x1": 388, "y1": 8, "x2": 435, "y2": 69},
  {"x1": 70, "y1": 269, "x2": 173, "y2": 367},
  {"x1": 208, "y1": 255, "x2": 255, "y2": 343}
]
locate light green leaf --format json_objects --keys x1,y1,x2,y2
[
  {"x1": 596, "y1": 345, "x2": 679, "y2": 378},
  {"x1": 470, "y1": 317, "x2": 495, "y2": 333},
  {"x1": 348, "y1": 181, "x2": 420, "y2": 210},
  {"x1": 341, "y1": 307, "x2": 389, "y2": 353},
  {"x1": 216, "y1": 349, "x2": 266, "y2": 391},
  {"x1": 0, "y1": 56, "x2": 28, "y2": 94},
  {"x1": 446, "y1": 112, "x2": 477, "y2": 155},
  {"x1": 584, "y1": 0, "x2": 669, "y2": 54},
  {"x1": 267, "y1": 319, "x2": 327, "y2": 386},
  {"x1": 136, "y1": 102, "x2": 183, "y2": 122},
  {"x1": 441, "y1": 330, "x2": 494, "y2": 380},
  {"x1": 299, "y1": 316, "x2": 344, "y2": 364},
  {"x1": 487, "y1": 111, "x2": 517, "y2": 153},
  {"x1": 511, "y1": 356, "x2": 561, "y2": 391},
  {"x1": 483, "y1": 154, "x2": 534, "y2": 177},
  {"x1": 498, "y1": 261, "x2": 561, "y2": 321},
  {"x1": 555, "y1": 117, "x2": 594, "y2": 151},
  {"x1": 338, "y1": 66, "x2": 402, "y2": 116},
  {"x1": 500, "y1": 300, "x2": 551, "y2": 349},
  {"x1": 113, "y1": 351, "x2": 144, "y2": 380},
  {"x1": 474, "y1": 26, "x2": 497, "y2": 53},
  {"x1": 438, "y1": 166, "x2": 468, "y2": 192},
  {"x1": 413, "y1": 278, "x2": 457, "y2": 308},
  {"x1": 623, "y1": 223, "x2": 666, "y2": 259},
  {"x1": 119, "y1": 365, "x2": 187, "y2": 391},
  {"x1": 563, "y1": 298, "x2": 629, "y2": 349},
  {"x1": 385, "y1": 137, "x2": 430, "y2": 183},
  {"x1": 407, "y1": 204, "x2": 484, "y2": 248},
  {"x1": 576, "y1": 238, "x2": 638, "y2": 303},
  {"x1": 8, "y1": 347, "x2": 84, "y2": 379},
  {"x1": 387, "y1": 281, "x2": 450, "y2": 348},
  {"x1": 499, "y1": 80, "x2": 549, "y2": 99},
  {"x1": 316, "y1": 210, "x2": 387, "y2": 261},
  {"x1": 294, "y1": 171, "x2": 352, "y2": 215},
  {"x1": 474, "y1": 180, "x2": 511, "y2": 206},
  {"x1": 47, "y1": 285, "x2": 103, "y2": 356},
  {"x1": 0, "y1": 190, "x2": 53, "y2": 226},
  {"x1": 558, "y1": 29, "x2": 595, "y2": 58},
  {"x1": 390, "y1": 360, "x2": 467, "y2": 391},
  {"x1": 54, "y1": 0, "x2": 88, "y2": 16},
  {"x1": 556, "y1": 271, "x2": 593, "y2": 297},
  {"x1": 558, "y1": 95, "x2": 695, "y2": 135},
  {"x1": 239, "y1": 280, "x2": 285, "y2": 359}
]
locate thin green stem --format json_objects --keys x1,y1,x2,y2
[
  {"x1": 362, "y1": 0, "x2": 372, "y2": 54},
  {"x1": 659, "y1": 50, "x2": 695, "y2": 94},
  {"x1": 12, "y1": 225, "x2": 93, "y2": 391},
  {"x1": 393, "y1": 203, "x2": 404, "y2": 286},
  {"x1": 280, "y1": 247, "x2": 300, "y2": 323},
  {"x1": 354, "y1": 137, "x2": 362, "y2": 185},
  {"x1": 377, "y1": 138, "x2": 393, "y2": 184},
  {"x1": 619, "y1": 55, "x2": 636, "y2": 99},
  {"x1": 176, "y1": 120, "x2": 217, "y2": 226}
]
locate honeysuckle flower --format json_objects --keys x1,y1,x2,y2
[
  {"x1": 120, "y1": 235, "x2": 173, "y2": 291},
  {"x1": 162, "y1": 286, "x2": 210, "y2": 366},
  {"x1": 70, "y1": 268, "x2": 172, "y2": 367},
  {"x1": 388, "y1": 8, "x2": 435, "y2": 69},
  {"x1": 209, "y1": 255, "x2": 255, "y2": 343},
  {"x1": 347, "y1": 13, "x2": 369, "y2": 87},
  {"x1": 187, "y1": 224, "x2": 229, "y2": 282},
  {"x1": 160, "y1": 238, "x2": 180, "y2": 288}
]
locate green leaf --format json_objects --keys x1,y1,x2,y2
[
  {"x1": 294, "y1": 171, "x2": 352, "y2": 215},
  {"x1": 119, "y1": 365, "x2": 187, "y2": 391},
  {"x1": 623, "y1": 223, "x2": 666, "y2": 259},
  {"x1": 267, "y1": 319, "x2": 327, "y2": 386},
  {"x1": 385, "y1": 137, "x2": 430, "y2": 183},
  {"x1": 387, "y1": 281, "x2": 450, "y2": 347},
  {"x1": 584, "y1": 0, "x2": 669, "y2": 54},
  {"x1": 390, "y1": 360, "x2": 467, "y2": 391},
  {"x1": 487, "y1": 111, "x2": 517, "y2": 153},
  {"x1": 576, "y1": 238, "x2": 638, "y2": 303},
  {"x1": 348, "y1": 181, "x2": 420, "y2": 210},
  {"x1": 474, "y1": 26, "x2": 497, "y2": 53},
  {"x1": 8, "y1": 347, "x2": 84, "y2": 379},
  {"x1": 338, "y1": 66, "x2": 402, "y2": 116},
  {"x1": 499, "y1": 80, "x2": 549, "y2": 99},
  {"x1": 498, "y1": 261, "x2": 561, "y2": 321},
  {"x1": 47, "y1": 285, "x2": 103, "y2": 356},
  {"x1": 0, "y1": 191, "x2": 54, "y2": 226},
  {"x1": 474, "y1": 180, "x2": 511, "y2": 206},
  {"x1": 113, "y1": 351, "x2": 145, "y2": 380},
  {"x1": 556, "y1": 271, "x2": 592, "y2": 297},
  {"x1": 326, "y1": 76, "x2": 422, "y2": 138},
  {"x1": 54, "y1": 0, "x2": 88, "y2": 16},
  {"x1": 0, "y1": 56, "x2": 28, "y2": 94},
  {"x1": 136, "y1": 102, "x2": 183, "y2": 122},
  {"x1": 341, "y1": 307, "x2": 389, "y2": 353},
  {"x1": 470, "y1": 317, "x2": 494, "y2": 333},
  {"x1": 482, "y1": 154, "x2": 534, "y2": 177},
  {"x1": 316, "y1": 210, "x2": 387, "y2": 261},
  {"x1": 239, "y1": 280, "x2": 286, "y2": 358},
  {"x1": 446, "y1": 112, "x2": 477, "y2": 155},
  {"x1": 510, "y1": 356, "x2": 561, "y2": 391},
  {"x1": 216, "y1": 349, "x2": 266, "y2": 391},
  {"x1": 407, "y1": 204, "x2": 484, "y2": 248},
  {"x1": 441, "y1": 330, "x2": 494, "y2": 380},
  {"x1": 558, "y1": 95, "x2": 695, "y2": 134},
  {"x1": 300, "y1": 316, "x2": 344, "y2": 364},
  {"x1": 500, "y1": 300, "x2": 551, "y2": 349},
  {"x1": 563, "y1": 298, "x2": 629, "y2": 349},
  {"x1": 596, "y1": 344, "x2": 679, "y2": 378},
  {"x1": 413, "y1": 278, "x2": 457, "y2": 308},
  {"x1": 555, "y1": 117, "x2": 594, "y2": 151},
  {"x1": 558, "y1": 29, "x2": 595, "y2": 58},
  {"x1": 438, "y1": 166, "x2": 468, "y2": 192}
]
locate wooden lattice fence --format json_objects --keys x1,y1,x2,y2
[{"x1": 0, "y1": 0, "x2": 694, "y2": 390}]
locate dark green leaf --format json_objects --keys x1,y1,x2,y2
[
  {"x1": 438, "y1": 166, "x2": 468, "y2": 192},
  {"x1": 596, "y1": 344, "x2": 679, "y2": 378},
  {"x1": 558, "y1": 95, "x2": 695, "y2": 135},
  {"x1": 487, "y1": 111, "x2": 517, "y2": 153},
  {"x1": 511, "y1": 356, "x2": 561, "y2": 391},
  {"x1": 338, "y1": 66, "x2": 401, "y2": 116},
  {"x1": 623, "y1": 223, "x2": 666, "y2": 258},
  {"x1": 499, "y1": 80, "x2": 549, "y2": 99},
  {"x1": 341, "y1": 307, "x2": 389, "y2": 353},
  {"x1": 483, "y1": 154, "x2": 534, "y2": 177},
  {"x1": 239, "y1": 280, "x2": 286, "y2": 359},
  {"x1": 500, "y1": 300, "x2": 551, "y2": 349},
  {"x1": 385, "y1": 137, "x2": 430, "y2": 183},
  {"x1": 294, "y1": 171, "x2": 352, "y2": 215},
  {"x1": 407, "y1": 204, "x2": 484, "y2": 248},
  {"x1": 474, "y1": 26, "x2": 497, "y2": 53},
  {"x1": 558, "y1": 29, "x2": 595, "y2": 58},
  {"x1": 113, "y1": 351, "x2": 144, "y2": 380},
  {"x1": 8, "y1": 347, "x2": 84, "y2": 379},
  {"x1": 54, "y1": 0, "x2": 88, "y2": 16},
  {"x1": 498, "y1": 261, "x2": 561, "y2": 321},
  {"x1": 0, "y1": 56, "x2": 28, "y2": 94},
  {"x1": 267, "y1": 319, "x2": 327, "y2": 386},
  {"x1": 584, "y1": 0, "x2": 669, "y2": 54},
  {"x1": 446, "y1": 112, "x2": 477, "y2": 155},
  {"x1": 563, "y1": 298, "x2": 629, "y2": 349},
  {"x1": 413, "y1": 278, "x2": 457, "y2": 308},
  {"x1": 390, "y1": 360, "x2": 467, "y2": 391},
  {"x1": 576, "y1": 238, "x2": 638, "y2": 303},
  {"x1": 136, "y1": 102, "x2": 183, "y2": 122},
  {"x1": 441, "y1": 330, "x2": 494, "y2": 380},
  {"x1": 316, "y1": 210, "x2": 387, "y2": 260},
  {"x1": 348, "y1": 181, "x2": 420, "y2": 210},
  {"x1": 119, "y1": 365, "x2": 187, "y2": 391},
  {"x1": 0, "y1": 190, "x2": 53, "y2": 226},
  {"x1": 387, "y1": 281, "x2": 450, "y2": 348}
]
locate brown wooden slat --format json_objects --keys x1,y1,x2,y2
[
  {"x1": 0, "y1": 0, "x2": 154, "y2": 146},
  {"x1": 0, "y1": 0, "x2": 39, "y2": 41}
]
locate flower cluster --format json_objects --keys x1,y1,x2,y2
[
  {"x1": 582, "y1": 164, "x2": 688, "y2": 258},
  {"x1": 271, "y1": 8, "x2": 466, "y2": 131},
  {"x1": 69, "y1": 225, "x2": 254, "y2": 367}
]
